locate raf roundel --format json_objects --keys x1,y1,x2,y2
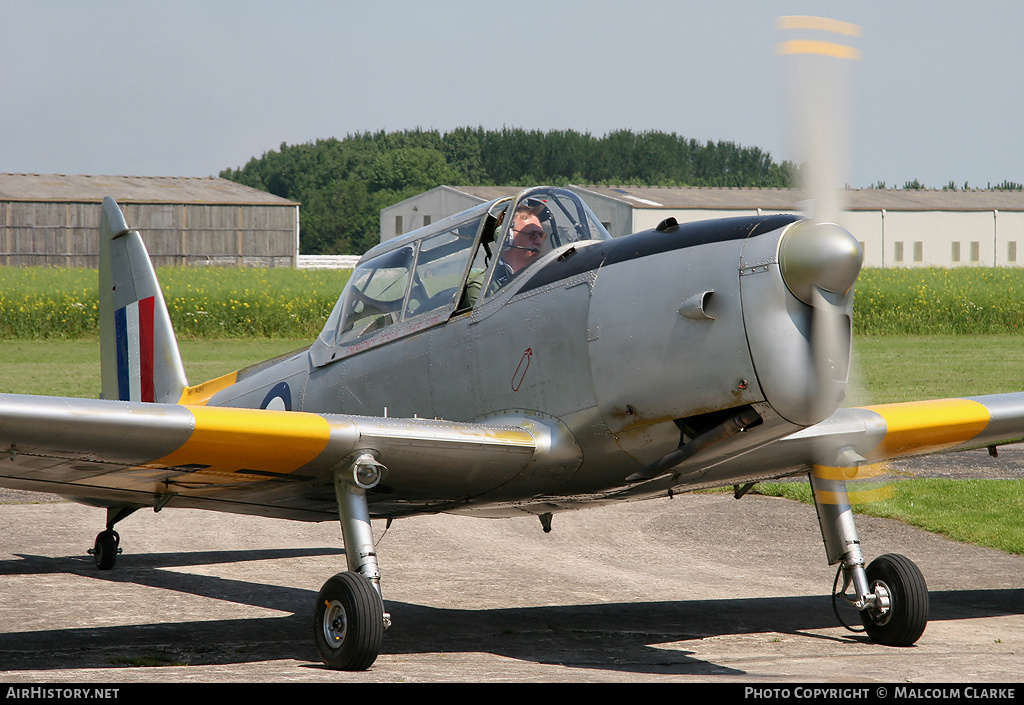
[{"x1": 260, "y1": 382, "x2": 292, "y2": 411}]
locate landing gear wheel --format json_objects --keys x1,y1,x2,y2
[
  {"x1": 313, "y1": 571, "x2": 384, "y2": 670},
  {"x1": 860, "y1": 553, "x2": 928, "y2": 646},
  {"x1": 91, "y1": 529, "x2": 120, "y2": 570}
]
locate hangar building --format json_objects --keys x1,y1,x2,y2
[
  {"x1": 0, "y1": 173, "x2": 299, "y2": 268},
  {"x1": 382, "y1": 185, "x2": 1024, "y2": 268}
]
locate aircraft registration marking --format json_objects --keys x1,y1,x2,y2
[
  {"x1": 149, "y1": 406, "x2": 331, "y2": 475},
  {"x1": 863, "y1": 398, "x2": 991, "y2": 460},
  {"x1": 178, "y1": 371, "x2": 239, "y2": 405}
]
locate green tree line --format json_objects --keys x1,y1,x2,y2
[{"x1": 220, "y1": 127, "x2": 796, "y2": 255}]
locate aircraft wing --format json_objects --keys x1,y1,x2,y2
[
  {"x1": 0, "y1": 393, "x2": 538, "y2": 521},
  {"x1": 727, "y1": 392, "x2": 1024, "y2": 485},
  {"x1": 610, "y1": 392, "x2": 1024, "y2": 502},
  {"x1": 776, "y1": 392, "x2": 1024, "y2": 470}
]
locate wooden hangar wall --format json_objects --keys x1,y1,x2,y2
[{"x1": 0, "y1": 174, "x2": 299, "y2": 268}]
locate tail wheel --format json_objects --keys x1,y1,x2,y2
[
  {"x1": 313, "y1": 571, "x2": 384, "y2": 670},
  {"x1": 861, "y1": 553, "x2": 928, "y2": 646}
]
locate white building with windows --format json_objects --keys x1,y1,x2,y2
[{"x1": 383, "y1": 185, "x2": 1024, "y2": 268}]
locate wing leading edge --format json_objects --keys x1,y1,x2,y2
[{"x1": 0, "y1": 393, "x2": 537, "y2": 521}]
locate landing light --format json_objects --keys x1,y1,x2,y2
[{"x1": 351, "y1": 454, "x2": 385, "y2": 489}]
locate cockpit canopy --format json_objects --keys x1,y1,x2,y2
[
  {"x1": 486, "y1": 188, "x2": 611, "y2": 293},
  {"x1": 312, "y1": 187, "x2": 610, "y2": 365}
]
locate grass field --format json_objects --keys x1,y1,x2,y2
[
  {"x1": 0, "y1": 266, "x2": 349, "y2": 339},
  {"x1": 856, "y1": 267, "x2": 1024, "y2": 335},
  {"x1": 5, "y1": 265, "x2": 1024, "y2": 339},
  {"x1": 0, "y1": 338, "x2": 306, "y2": 398},
  {"x1": 849, "y1": 334, "x2": 1024, "y2": 403},
  {"x1": 3, "y1": 334, "x2": 1022, "y2": 402},
  {"x1": 753, "y1": 478, "x2": 1024, "y2": 555}
]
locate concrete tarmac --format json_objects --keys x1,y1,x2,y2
[{"x1": 0, "y1": 483, "x2": 1022, "y2": 683}]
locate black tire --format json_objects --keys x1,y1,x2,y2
[
  {"x1": 860, "y1": 553, "x2": 928, "y2": 646},
  {"x1": 313, "y1": 571, "x2": 384, "y2": 670},
  {"x1": 93, "y1": 530, "x2": 119, "y2": 571}
]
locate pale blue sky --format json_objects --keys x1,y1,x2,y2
[{"x1": 1, "y1": 0, "x2": 1020, "y2": 190}]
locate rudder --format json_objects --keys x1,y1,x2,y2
[{"x1": 99, "y1": 197, "x2": 188, "y2": 403}]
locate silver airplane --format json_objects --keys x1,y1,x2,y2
[{"x1": 2, "y1": 187, "x2": 1022, "y2": 670}]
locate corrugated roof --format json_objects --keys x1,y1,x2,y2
[
  {"x1": 438, "y1": 185, "x2": 523, "y2": 201},
  {"x1": 573, "y1": 185, "x2": 1024, "y2": 212},
  {"x1": 0, "y1": 173, "x2": 297, "y2": 205}
]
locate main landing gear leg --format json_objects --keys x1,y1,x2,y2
[
  {"x1": 314, "y1": 454, "x2": 391, "y2": 670},
  {"x1": 809, "y1": 451, "x2": 928, "y2": 646}
]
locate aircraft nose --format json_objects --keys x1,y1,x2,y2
[
  {"x1": 778, "y1": 221, "x2": 862, "y2": 305},
  {"x1": 740, "y1": 218, "x2": 863, "y2": 428}
]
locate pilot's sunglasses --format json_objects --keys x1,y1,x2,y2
[{"x1": 514, "y1": 228, "x2": 546, "y2": 239}]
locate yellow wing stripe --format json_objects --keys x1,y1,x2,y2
[
  {"x1": 863, "y1": 398, "x2": 991, "y2": 460},
  {"x1": 150, "y1": 406, "x2": 331, "y2": 475}
]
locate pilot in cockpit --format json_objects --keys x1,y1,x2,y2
[
  {"x1": 458, "y1": 200, "x2": 550, "y2": 311},
  {"x1": 492, "y1": 201, "x2": 547, "y2": 289}
]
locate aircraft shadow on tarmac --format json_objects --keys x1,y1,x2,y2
[{"x1": 1, "y1": 547, "x2": 1022, "y2": 675}]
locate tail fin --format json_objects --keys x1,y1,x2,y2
[{"x1": 98, "y1": 197, "x2": 188, "y2": 403}]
